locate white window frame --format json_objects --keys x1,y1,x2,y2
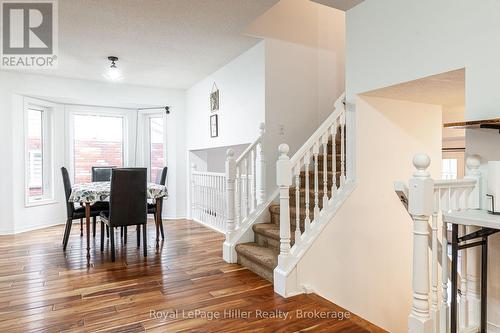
[
  {"x1": 24, "y1": 97, "x2": 55, "y2": 207},
  {"x1": 66, "y1": 106, "x2": 130, "y2": 183},
  {"x1": 140, "y1": 111, "x2": 167, "y2": 182}
]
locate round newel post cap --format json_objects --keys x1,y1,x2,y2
[
  {"x1": 466, "y1": 154, "x2": 481, "y2": 170},
  {"x1": 413, "y1": 153, "x2": 431, "y2": 175},
  {"x1": 278, "y1": 144, "x2": 289, "y2": 156},
  {"x1": 226, "y1": 149, "x2": 235, "y2": 158}
]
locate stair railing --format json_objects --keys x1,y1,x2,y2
[
  {"x1": 275, "y1": 93, "x2": 347, "y2": 277},
  {"x1": 398, "y1": 153, "x2": 481, "y2": 333},
  {"x1": 224, "y1": 123, "x2": 266, "y2": 261},
  {"x1": 190, "y1": 166, "x2": 227, "y2": 233}
]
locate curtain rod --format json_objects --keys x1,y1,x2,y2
[{"x1": 138, "y1": 106, "x2": 170, "y2": 114}]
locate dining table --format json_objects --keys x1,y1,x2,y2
[{"x1": 68, "y1": 181, "x2": 168, "y2": 264}]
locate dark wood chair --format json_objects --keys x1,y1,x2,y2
[
  {"x1": 90, "y1": 166, "x2": 115, "y2": 237},
  {"x1": 100, "y1": 168, "x2": 148, "y2": 261},
  {"x1": 147, "y1": 167, "x2": 168, "y2": 240},
  {"x1": 61, "y1": 167, "x2": 108, "y2": 251},
  {"x1": 92, "y1": 166, "x2": 115, "y2": 182}
]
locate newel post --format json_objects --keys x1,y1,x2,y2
[
  {"x1": 223, "y1": 149, "x2": 237, "y2": 262},
  {"x1": 408, "y1": 153, "x2": 434, "y2": 333},
  {"x1": 257, "y1": 122, "x2": 266, "y2": 205},
  {"x1": 277, "y1": 144, "x2": 292, "y2": 270}
]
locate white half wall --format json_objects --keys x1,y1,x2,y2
[
  {"x1": 0, "y1": 71, "x2": 186, "y2": 234},
  {"x1": 296, "y1": 96, "x2": 442, "y2": 333}
]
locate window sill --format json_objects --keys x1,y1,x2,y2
[{"x1": 25, "y1": 199, "x2": 58, "y2": 208}]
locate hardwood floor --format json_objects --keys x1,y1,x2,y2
[{"x1": 0, "y1": 219, "x2": 386, "y2": 332}]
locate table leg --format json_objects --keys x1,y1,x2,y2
[
  {"x1": 85, "y1": 203, "x2": 91, "y2": 264},
  {"x1": 451, "y1": 223, "x2": 458, "y2": 333},
  {"x1": 155, "y1": 198, "x2": 161, "y2": 247},
  {"x1": 481, "y1": 236, "x2": 488, "y2": 333}
]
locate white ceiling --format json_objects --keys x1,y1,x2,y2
[
  {"x1": 2, "y1": 0, "x2": 279, "y2": 89},
  {"x1": 361, "y1": 69, "x2": 465, "y2": 107},
  {"x1": 310, "y1": 0, "x2": 364, "y2": 11}
]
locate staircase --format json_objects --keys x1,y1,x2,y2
[{"x1": 235, "y1": 130, "x2": 343, "y2": 282}]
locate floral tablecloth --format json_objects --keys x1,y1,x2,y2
[{"x1": 69, "y1": 181, "x2": 168, "y2": 204}]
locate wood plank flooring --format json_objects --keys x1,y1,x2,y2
[{"x1": 0, "y1": 219, "x2": 386, "y2": 332}]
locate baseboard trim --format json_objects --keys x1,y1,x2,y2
[
  {"x1": 2, "y1": 219, "x2": 66, "y2": 235},
  {"x1": 191, "y1": 218, "x2": 225, "y2": 234},
  {"x1": 0, "y1": 215, "x2": 188, "y2": 236}
]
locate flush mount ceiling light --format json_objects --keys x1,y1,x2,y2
[{"x1": 103, "y1": 56, "x2": 123, "y2": 81}]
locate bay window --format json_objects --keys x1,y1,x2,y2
[
  {"x1": 25, "y1": 99, "x2": 54, "y2": 205},
  {"x1": 72, "y1": 113, "x2": 125, "y2": 183}
]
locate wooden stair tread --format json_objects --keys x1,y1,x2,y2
[{"x1": 235, "y1": 242, "x2": 278, "y2": 270}]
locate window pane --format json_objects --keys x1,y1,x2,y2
[
  {"x1": 442, "y1": 158, "x2": 458, "y2": 180},
  {"x1": 27, "y1": 109, "x2": 43, "y2": 199},
  {"x1": 73, "y1": 114, "x2": 123, "y2": 183},
  {"x1": 150, "y1": 117, "x2": 165, "y2": 183}
]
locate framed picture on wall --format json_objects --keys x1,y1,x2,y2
[
  {"x1": 210, "y1": 83, "x2": 219, "y2": 113},
  {"x1": 210, "y1": 114, "x2": 218, "y2": 138}
]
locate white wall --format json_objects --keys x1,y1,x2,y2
[
  {"x1": 0, "y1": 71, "x2": 186, "y2": 234},
  {"x1": 346, "y1": 0, "x2": 500, "y2": 121},
  {"x1": 297, "y1": 97, "x2": 442, "y2": 333},
  {"x1": 259, "y1": 1, "x2": 345, "y2": 194},
  {"x1": 343, "y1": 0, "x2": 500, "y2": 329},
  {"x1": 185, "y1": 41, "x2": 265, "y2": 151}
]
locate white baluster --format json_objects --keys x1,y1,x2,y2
[
  {"x1": 236, "y1": 166, "x2": 241, "y2": 227},
  {"x1": 253, "y1": 147, "x2": 257, "y2": 210},
  {"x1": 211, "y1": 175, "x2": 215, "y2": 225},
  {"x1": 203, "y1": 174, "x2": 207, "y2": 222},
  {"x1": 465, "y1": 155, "x2": 482, "y2": 326},
  {"x1": 408, "y1": 153, "x2": 433, "y2": 333},
  {"x1": 246, "y1": 157, "x2": 250, "y2": 218},
  {"x1": 430, "y1": 190, "x2": 439, "y2": 333},
  {"x1": 331, "y1": 123, "x2": 338, "y2": 197},
  {"x1": 304, "y1": 151, "x2": 311, "y2": 233},
  {"x1": 340, "y1": 113, "x2": 346, "y2": 187},
  {"x1": 277, "y1": 144, "x2": 292, "y2": 270},
  {"x1": 294, "y1": 165, "x2": 301, "y2": 246},
  {"x1": 257, "y1": 122, "x2": 266, "y2": 205},
  {"x1": 219, "y1": 176, "x2": 222, "y2": 228},
  {"x1": 313, "y1": 142, "x2": 320, "y2": 220},
  {"x1": 322, "y1": 134, "x2": 329, "y2": 207},
  {"x1": 459, "y1": 221, "x2": 469, "y2": 329},
  {"x1": 440, "y1": 188, "x2": 450, "y2": 333}
]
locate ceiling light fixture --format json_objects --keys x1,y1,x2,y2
[{"x1": 103, "y1": 56, "x2": 123, "y2": 81}]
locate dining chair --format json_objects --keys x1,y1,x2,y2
[
  {"x1": 61, "y1": 167, "x2": 109, "y2": 251},
  {"x1": 90, "y1": 166, "x2": 115, "y2": 237},
  {"x1": 99, "y1": 168, "x2": 148, "y2": 262},
  {"x1": 147, "y1": 167, "x2": 167, "y2": 240},
  {"x1": 91, "y1": 166, "x2": 115, "y2": 182}
]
